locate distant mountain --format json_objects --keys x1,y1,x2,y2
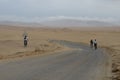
[
  {"x1": 0, "y1": 21, "x2": 43, "y2": 27},
  {"x1": 0, "y1": 19, "x2": 119, "y2": 27},
  {"x1": 41, "y1": 19, "x2": 117, "y2": 27}
]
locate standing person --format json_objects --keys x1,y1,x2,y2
[
  {"x1": 90, "y1": 39, "x2": 93, "y2": 48},
  {"x1": 24, "y1": 35, "x2": 28, "y2": 47},
  {"x1": 93, "y1": 39, "x2": 97, "y2": 50}
]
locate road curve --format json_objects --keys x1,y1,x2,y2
[{"x1": 0, "y1": 40, "x2": 111, "y2": 80}]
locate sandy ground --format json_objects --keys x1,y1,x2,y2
[{"x1": 0, "y1": 25, "x2": 120, "y2": 80}]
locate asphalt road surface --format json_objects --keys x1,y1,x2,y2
[{"x1": 0, "y1": 40, "x2": 111, "y2": 80}]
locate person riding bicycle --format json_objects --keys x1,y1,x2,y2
[
  {"x1": 24, "y1": 35, "x2": 28, "y2": 47},
  {"x1": 93, "y1": 39, "x2": 97, "y2": 50},
  {"x1": 90, "y1": 39, "x2": 93, "y2": 48}
]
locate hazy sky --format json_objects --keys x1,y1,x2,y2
[{"x1": 0, "y1": 0, "x2": 120, "y2": 22}]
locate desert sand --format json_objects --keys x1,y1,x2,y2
[{"x1": 0, "y1": 25, "x2": 120, "y2": 80}]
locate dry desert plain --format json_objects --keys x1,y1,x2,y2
[{"x1": 0, "y1": 25, "x2": 120, "y2": 80}]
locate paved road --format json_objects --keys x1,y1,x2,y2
[{"x1": 0, "y1": 40, "x2": 111, "y2": 80}]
